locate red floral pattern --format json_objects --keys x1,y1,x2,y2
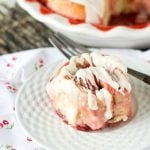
[
  {"x1": 12, "y1": 57, "x2": 17, "y2": 61},
  {"x1": 27, "y1": 137, "x2": 32, "y2": 142},
  {"x1": 0, "y1": 120, "x2": 14, "y2": 130},
  {"x1": 6, "y1": 63, "x2": 12, "y2": 67},
  {"x1": 35, "y1": 58, "x2": 45, "y2": 70},
  {"x1": 5, "y1": 56, "x2": 17, "y2": 68},
  {"x1": 4, "y1": 82, "x2": 17, "y2": 93},
  {"x1": 0, "y1": 145, "x2": 16, "y2": 150}
]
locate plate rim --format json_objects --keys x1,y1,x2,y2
[
  {"x1": 15, "y1": 65, "x2": 50, "y2": 149},
  {"x1": 15, "y1": 60, "x2": 65, "y2": 149}
]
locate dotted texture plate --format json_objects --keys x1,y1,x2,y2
[{"x1": 16, "y1": 61, "x2": 150, "y2": 150}]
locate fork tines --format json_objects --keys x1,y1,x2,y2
[{"x1": 48, "y1": 32, "x2": 89, "y2": 59}]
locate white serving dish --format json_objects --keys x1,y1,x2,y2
[{"x1": 18, "y1": 0, "x2": 150, "y2": 48}]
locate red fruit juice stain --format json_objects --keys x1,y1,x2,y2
[{"x1": 40, "y1": 5, "x2": 52, "y2": 14}]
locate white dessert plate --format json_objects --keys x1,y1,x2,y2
[
  {"x1": 17, "y1": 0, "x2": 150, "y2": 48},
  {"x1": 16, "y1": 59, "x2": 150, "y2": 150}
]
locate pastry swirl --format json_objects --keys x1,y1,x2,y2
[{"x1": 46, "y1": 52, "x2": 132, "y2": 131}]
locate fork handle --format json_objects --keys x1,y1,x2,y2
[
  {"x1": 143, "y1": 76, "x2": 150, "y2": 85},
  {"x1": 128, "y1": 68, "x2": 150, "y2": 85}
]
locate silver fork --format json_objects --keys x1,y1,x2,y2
[{"x1": 48, "y1": 32, "x2": 150, "y2": 85}]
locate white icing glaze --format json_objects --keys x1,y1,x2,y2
[
  {"x1": 87, "y1": 91, "x2": 98, "y2": 110},
  {"x1": 75, "y1": 68, "x2": 99, "y2": 90},
  {"x1": 71, "y1": 0, "x2": 105, "y2": 23},
  {"x1": 64, "y1": 56, "x2": 78, "y2": 74},
  {"x1": 113, "y1": 69, "x2": 132, "y2": 93},
  {"x1": 47, "y1": 52, "x2": 131, "y2": 124},
  {"x1": 81, "y1": 53, "x2": 93, "y2": 65},
  {"x1": 96, "y1": 88, "x2": 112, "y2": 119},
  {"x1": 91, "y1": 52, "x2": 127, "y2": 74},
  {"x1": 75, "y1": 52, "x2": 131, "y2": 94}
]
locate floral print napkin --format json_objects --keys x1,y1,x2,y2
[{"x1": 0, "y1": 48, "x2": 149, "y2": 150}]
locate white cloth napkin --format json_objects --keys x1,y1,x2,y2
[{"x1": 0, "y1": 47, "x2": 149, "y2": 150}]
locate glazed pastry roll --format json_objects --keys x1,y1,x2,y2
[{"x1": 46, "y1": 52, "x2": 132, "y2": 131}]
